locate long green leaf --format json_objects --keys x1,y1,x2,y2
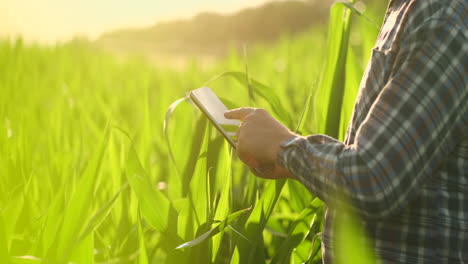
[
  {"x1": 271, "y1": 198, "x2": 322, "y2": 264},
  {"x1": 286, "y1": 179, "x2": 313, "y2": 213},
  {"x1": 188, "y1": 123, "x2": 210, "y2": 226},
  {"x1": 163, "y1": 96, "x2": 189, "y2": 177},
  {"x1": 205, "y1": 71, "x2": 293, "y2": 127},
  {"x1": 79, "y1": 184, "x2": 126, "y2": 240},
  {"x1": 305, "y1": 2, "x2": 353, "y2": 137},
  {"x1": 338, "y1": 1, "x2": 379, "y2": 29},
  {"x1": 295, "y1": 80, "x2": 317, "y2": 134},
  {"x1": 336, "y1": 206, "x2": 380, "y2": 264},
  {"x1": 173, "y1": 197, "x2": 193, "y2": 241},
  {"x1": 338, "y1": 43, "x2": 362, "y2": 141},
  {"x1": 238, "y1": 179, "x2": 286, "y2": 264},
  {"x1": 211, "y1": 143, "x2": 232, "y2": 262},
  {"x1": 138, "y1": 211, "x2": 149, "y2": 264},
  {"x1": 125, "y1": 143, "x2": 170, "y2": 233},
  {"x1": 176, "y1": 207, "x2": 251, "y2": 250},
  {"x1": 35, "y1": 188, "x2": 65, "y2": 257},
  {"x1": 0, "y1": 213, "x2": 10, "y2": 263},
  {"x1": 10, "y1": 256, "x2": 42, "y2": 264},
  {"x1": 49, "y1": 123, "x2": 110, "y2": 262},
  {"x1": 2, "y1": 188, "x2": 24, "y2": 252},
  {"x1": 69, "y1": 234, "x2": 94, "y2": 264}
]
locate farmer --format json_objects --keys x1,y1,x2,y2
[{"x1": 225, "y1": 0, "x2": 467, "y2": 263}]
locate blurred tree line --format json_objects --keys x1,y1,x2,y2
[{"x1": 97, "y1": 0, "x2": 386, "y2": 56}]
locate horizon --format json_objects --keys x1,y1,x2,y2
[{"x1": 0, "y1": 0, "x2": 271, "y2": 44}]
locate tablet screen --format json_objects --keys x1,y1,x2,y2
[{"x1": 190, "y1": 87, "x2": 240, "y2": 147}]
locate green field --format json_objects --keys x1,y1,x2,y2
[{"x1": 0, "y1": 4, "x2": 382, "y2": 264}]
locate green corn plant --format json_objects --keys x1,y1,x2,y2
[
  {"x1": 0, "y1": 1, "x2": 383, "y2": 262},
  {"x1": 47, "y1": 124, "x2": 111, "y2": 263}
]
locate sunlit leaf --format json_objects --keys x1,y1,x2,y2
[
  {"x1": 49, "y1": 123, "x2": 110, "y2": 262},
  {"x1": 205, "y1": 71, "x2": 293, "y2": 127},
  {"x1": 79, "y1": 184, "x2": 126, "y2": 240},
  {"x1": 138, "y1": 211, "x2": 149, "y2": 264},
  {"x1": 176, "y1": 207, "x2": 251, "y2": 250},
  {"x1": 188, "y1": 123, "x2": 210, "y2": 227},
  {"x1": 10, "y1": 256, "x2": 42, "y2": 264},
  {"x1": 238, "y1": 180, "x2": 286, "y2": 264},
  {"x1": 125, "y1": 144, "x2": 170, "y2": 232},
  {"x1": 70, "y1": 233, "x2": 94, "y2": 264},
  {"x1": 163, "y1": 96, "x2": 189, "y2": 176},
  {"x1": 211, "y1": 142, "x2": 233, "y2": 262},
  {"x1": 271, "y1": 198, "x2": 322, "y2": 264},
  {"x1": 336, "y1": 207, "x2": 381, "y2": 264},
  {"x1": 0, "y1": 213, "x2": 10, "y2": 263}
]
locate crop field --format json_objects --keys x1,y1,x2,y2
[{"x1": 0, "y1": 3, "x2": 382, "y2": 264}]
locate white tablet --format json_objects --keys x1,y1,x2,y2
[{"x1": 189, "y1": 87, "x2": 240, "y2": 148}]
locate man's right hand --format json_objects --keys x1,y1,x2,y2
[{"x1": 224, "y1": 107, "x2": 296, "y2": 180}]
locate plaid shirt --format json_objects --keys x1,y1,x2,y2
[{"x1": 279, "y1": 0, "x2": 467, "y2": 263}]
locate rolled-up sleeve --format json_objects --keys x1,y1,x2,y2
[{"x1": 279, "y1": 17, "x2": 467, "y2": 219}]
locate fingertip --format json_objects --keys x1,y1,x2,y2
[
  {"x1": 225, "y1": 107, "x2": 256, "y2": 121},
  {"x1": 225, "y1": 108, "x2": 244, "y2": 119},
  {"x1": 224, "y1": 110, "x2": 234, "y2": 119}
]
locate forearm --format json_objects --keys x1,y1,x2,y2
[{"x1": 278, "y1": 134, "x2": 396, "y2": 218}]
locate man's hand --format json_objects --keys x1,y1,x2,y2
[{"x1": 224, "y1": 107, "x2": 296, "y2": 179}]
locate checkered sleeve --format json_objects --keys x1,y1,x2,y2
[{"x1": 279, "y1": 15, "x2": 467, "y2": 218}]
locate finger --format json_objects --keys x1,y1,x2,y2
[
  {"x1": 224, "y1": 107, "x2": 256, "y2": 121},
  {"x1": 250, "y1": 164, "x2": 276, "y2": 179},
  {"x1": 238, "y1": 151, "x2": 260, "y2": 169},
  {"x1": 249, "y1": 167, "x2": 262, "y2": 177}
]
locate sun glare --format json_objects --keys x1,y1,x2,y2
[{"x1": 1, "y1": 0, "x2": 270, "y2": 43}]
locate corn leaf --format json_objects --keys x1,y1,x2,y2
[
  {"x1": 270, "y1": 198, "x2": 322, "y2": 264},
  {"x1": 69, "y1": 233, "x2": 94, "y2": 264},
  {"x1": 173, "y1": 197, "x2": 193, "y2": 241},
  {"x1": 338, "y1": 44, "x2": 362, "y2": 141},
  {"x1": 188, "y1": 123, "x2": 210, "y2": 226},
  {"x1": 0, "y1": 213, "x2": 10, "y2": 263},
  {"x1": 238, "y1": 179, "x2": 286, "y2": 264},
  {"x1": 230, "y1": 247, "x2": 240, "y2": 264},
  {"x1": 138, "y1": 211, "x2": 149, "y2": 264},
  {"x1": 49, "y1": 123, "x2": 110, "y2": 262},
  {"x1": 125, "y1": 143, "x2": 170, "y2": 233},
  {"x1": 310, "y1": 2, "x2": 353, "y2": 137},
  {"x1": 10, "y1": 256, "x2": 42, "y2": 264},
  {"x1": 295, "y1": 81, "x2": 317, "y2": 134},
  {"x1": 79, "y1": 184, "x2": 126, "y2": 240},
  {"x1": 163, "y1": 96, "x2": 189, "y2": 177},
  {"x1": 2, "y1": 189, "x2": 23, "y2": 252},
  {"x1": 211, "y1": 142, "x2": 233, "y2": 262},
  {"x1": 35, "y1": 188, "x2": 65, "y2": 256},
  {"x1": 338, "y1": 1, "x2": 379, "y2": 29},
  {"x1": 336, "y1": 209, "x2": 380, "y2": 264},
  {"x1": 205, "y1": 71, "x2": 293, "y2": 127},
  {"x1": 286, "y1": 179, "x2": 313, "y2": 213},
  {"x1": 176, "y1": 207, "x2": 251, "y2": 250}
]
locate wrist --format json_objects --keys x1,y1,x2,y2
[{"x1": 272, "y1": 132, "x2": 297, "y2": 164}]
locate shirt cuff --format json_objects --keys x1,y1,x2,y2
[{"x1": 277, "y1": 135, "x2": 308, "y2": 173}]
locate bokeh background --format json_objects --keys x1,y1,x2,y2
[{"x1": 1, "y1": 1, "x2": 386, "y2": 263}]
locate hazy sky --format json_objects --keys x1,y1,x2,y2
[{"x1": 1, "y1": 0, "x2": 270, "y2": 43}]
